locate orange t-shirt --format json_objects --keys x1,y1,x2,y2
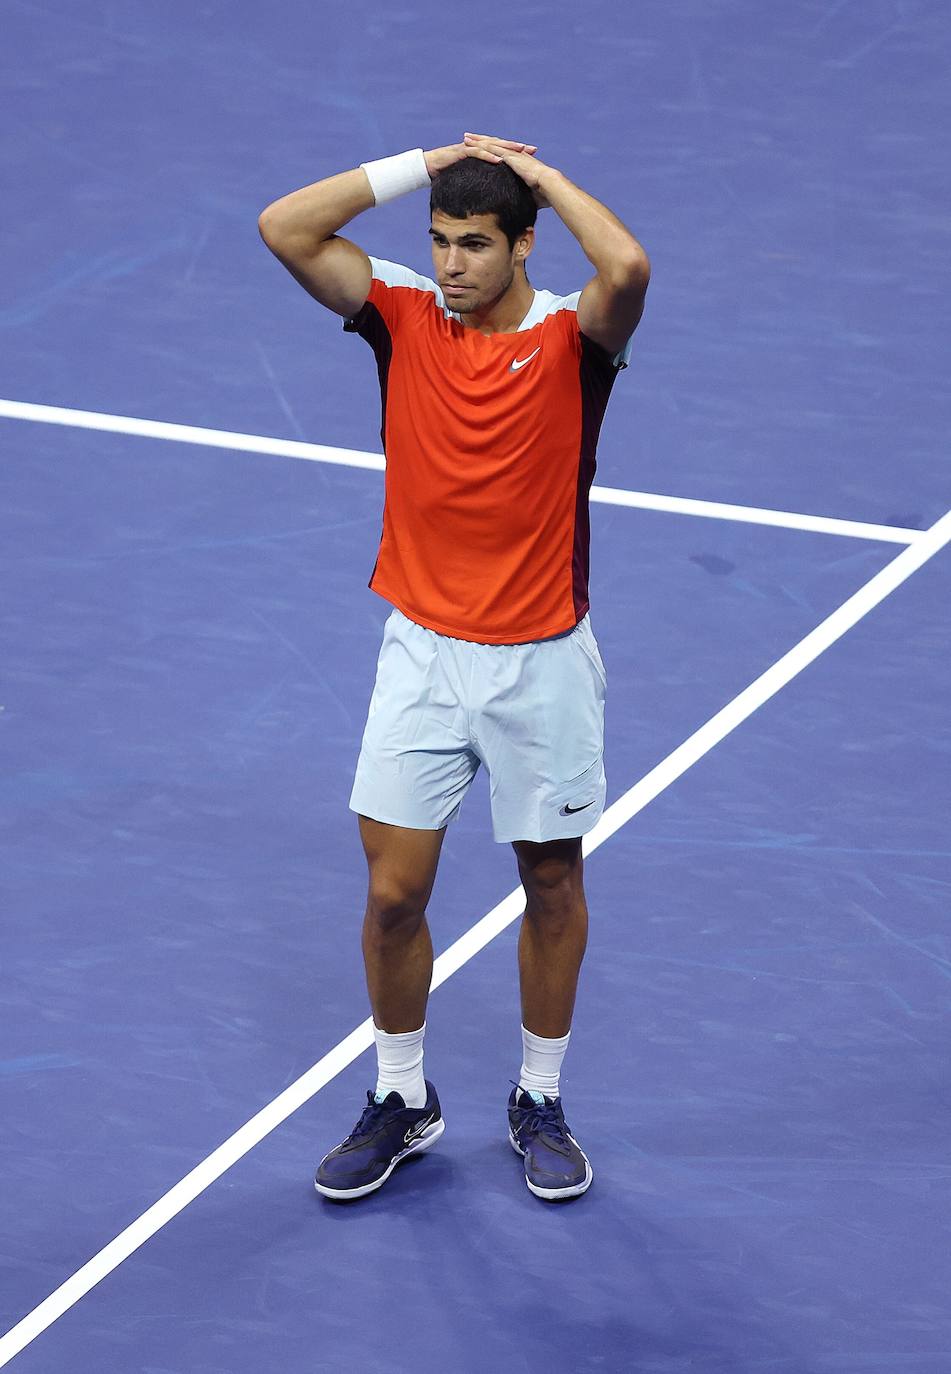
[{"x1": 345, "y1": 257, "x2": 629, "y2": 644}]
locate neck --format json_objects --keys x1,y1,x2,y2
[{"x1": 459, "y1": 269, "x2": 534, "y2": 335}]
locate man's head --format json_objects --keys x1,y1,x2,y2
[{"x1": 428, "y1": 160, "x2": 538, "y2": 314}]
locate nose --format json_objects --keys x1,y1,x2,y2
[{"x1": 445, "y1": 246, "x2": 465, "y2": 276}]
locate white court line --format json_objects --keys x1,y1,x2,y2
[
  {"x1": 589, "y1": 483, "x2": 917, "y2": 544},
  {"x1": 2, "y1": 506, "x2": 948, "y2": 1368},
  {"x1": 0, "y1": 398, "x2": 920, "y2": 544},
  {"x1": 0, "y1": 398, "x2": 386, "y2": 473}
]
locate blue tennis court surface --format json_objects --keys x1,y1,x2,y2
[{"x1": 3, "y1": 2, "x2": 950, "y2": 1370}]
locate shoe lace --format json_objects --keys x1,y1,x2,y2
[
  {"x1": 514, "y1": 1088, "x2": 573, "y2": 1156},
  {"x1": 343, "y1": 1092, "x2": 391, "y2": 1144}
]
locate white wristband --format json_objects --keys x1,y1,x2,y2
[{"x1": 360, "y1": 148, "x2": 431, "y2": 206}]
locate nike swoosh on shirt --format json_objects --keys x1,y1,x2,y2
[
  {"x1": 560, "y1": 801, "x2": 595, "y2": 816},
  {"x1": 509, "y1": 348, "x2": 541, "y2": 372}
]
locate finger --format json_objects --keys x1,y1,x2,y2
[
  {"x1": 463, "y1": 134, "x2": 512, "y2": 149},
  {"x1": 466, "y1": 140, "x2": 516, "y2": 161},
  {"x1": 451, "y1": 140, "x2": 500, "y2": 161},
  {"x1": 466, "y1": 140, "x2": 537, "y2": 164},
  {"x1": 464, "y1": 133, "x2": 538, "y2": 151},
  {"x1": 468, "y1": 139, "x2": 538, "y2": 152}
]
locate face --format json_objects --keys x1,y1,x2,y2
[{"x1": 429, "y1": 210, "x2": 533, "y2": 313}]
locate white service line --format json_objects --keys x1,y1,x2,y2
[
  {"x1": 2, "y1": 506, "x2": 947, "y2": 1368},
  {"x1": 0, "y1": 397, "x2": 919, "y2": 544}
]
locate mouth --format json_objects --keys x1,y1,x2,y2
[{"x1": 442, "y1": 284, "x2": 471, "y2": 295}]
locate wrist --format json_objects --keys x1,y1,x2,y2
[
  {"x1": 534, "y1": 165, "x2": 563, "y2": 198},
  {"x1": 360, "y1": 149, "x2": 431, "y2": 206}
]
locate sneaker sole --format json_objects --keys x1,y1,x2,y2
[
  {"x1": 508, "y1": 1128, "x2": 593, "y2": 1200},
  {"x1": 315, "y1": 1118, "x2": 445, "y2": 1201}
]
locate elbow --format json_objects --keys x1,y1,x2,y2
[
  {"x1": 258, "y1": 205, "x2": 280, "y2": 246},
  {"x1": 258, "y1": 206, "x2": 298, "y2": 257},
  {"x1": 613, "y1": 246, "x2": 651, "y2": 293}
]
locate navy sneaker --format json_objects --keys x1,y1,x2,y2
[
  {"x1": 507, "y1": 1086, "x2": 593, "y2": 1200},
  {"x1": 315, "y1": 1081, "x2": 444, "y2": 1200}
]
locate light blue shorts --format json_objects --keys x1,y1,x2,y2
[{"x1": 349, "y1": 609, "x2": 607, "y2": 844}]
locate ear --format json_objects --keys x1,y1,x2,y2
[{"x1": 513, "y1": 225, "x2": 535, "y2": 264}]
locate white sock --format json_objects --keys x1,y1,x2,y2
[
  {"x1": 518, "y1": 1025, "x2": 570, "y2": 1103},
  {"x1": 373, "y1": 1023, "x2": 427, "y2": 1108}
]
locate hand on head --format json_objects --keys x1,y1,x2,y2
[
  {"x1": 424, "y1": 133, "x2": 539, "y2": 181},
  {"x1": 462, "y1": 133, "x2": 551, "y2": 208}
]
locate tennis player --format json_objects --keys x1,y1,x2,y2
[{"x1": 259, "y1": 133, "x2": 649, "y2": 1201}]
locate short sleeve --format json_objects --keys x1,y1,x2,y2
[
  {"x1": 607, "y1": 334, "x2": 634, "y2": 370},
  {"x1": 343, "y1": 257, "x2": 446, "y2": 340},
  {"x1": 541, "y1": 289, "x2": 632, "y2": 371}
]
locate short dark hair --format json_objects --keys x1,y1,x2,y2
[{"x1": 429, "y1": 160, "x2": 537, "y2": 249}]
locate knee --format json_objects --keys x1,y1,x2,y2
[
  {"x1": 519, "y1": 858, "x2": 584, "y2": 919},
  {"x1": 366, "y1": 878, "x2": 428, "y2": 935}
]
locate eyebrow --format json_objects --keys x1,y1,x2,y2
[{"x1": 428, "y1": 228, "x2": 494, "y2": 245}]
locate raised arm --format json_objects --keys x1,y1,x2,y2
[
  {"x1": 464, "y1": 135, "x2": 650, "y2": 355},
  {"x1": 258, "y1": 168, "x2": 376, "y2": 317},
  {"x1": 258, "y1": 138, "x2": 537, "y2": 318}
]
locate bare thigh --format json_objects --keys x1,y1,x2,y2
[{"x1": 358, "y1": 815, "x2": 447, "y2": 912}]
